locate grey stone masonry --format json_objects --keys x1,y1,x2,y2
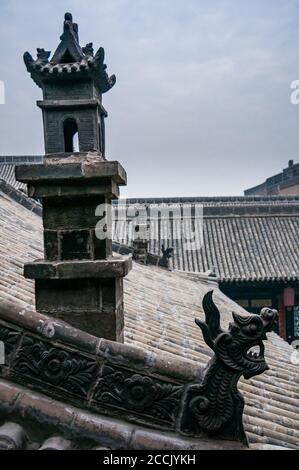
[
  {"x1": 132, "y1": 224, "x2": 149, "y2": 264},
  {"x1": 16, "y1": 12, "x2": 131, "y2": 341},
  {"x1": 133, "y1": 239, "x2": 148, "y2": 264}
]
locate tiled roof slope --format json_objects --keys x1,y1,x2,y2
[
  {"x1": 0, "y1": 180, "x2": 42, "y2": 216},
  {"x1": 0, "y1": 188, "x2": 298, "y2": 449},
  {"x1": 0, "y1": 157, "x2": 43, "y2": 192},
  {"x1": 113, "y1": 197, "x2": 299, "y2": 282},
  {"x1": 0, "y1": 164, "x2": 27, "y2": 192}
]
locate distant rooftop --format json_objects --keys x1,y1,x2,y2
[
  {"x1": 113, "y1": 197, "x2": 299, "y2": 283},
  {"x1": 0, "y1": 158, "x2": 298, "y2": 284},
  {"x1": 120, "y1": 195, "x2": 299, "y2": 210},
  {"x1": 244, "y1": 160, "x2": 299, "y2": 196},
  {"x1": 0, "y1": 155, "x2": 43, "y2": 164}
]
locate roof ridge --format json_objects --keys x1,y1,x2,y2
[{"x1": 0, "y1": 179, "x2": 42, "y2": 215}]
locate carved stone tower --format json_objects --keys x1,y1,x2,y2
[{"x1": 16, "y1": 13, "x2": 132, "y2": 342}]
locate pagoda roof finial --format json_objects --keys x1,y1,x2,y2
[
  {"x1": 23, "y1": 12, "x2": 116, "y2": 93},
  {"x1": 64, "y1": 12, "x2": 72, "y2": 21},
  {"x1": 51, "y1": 12, "x2": 84, "y2": 65}
]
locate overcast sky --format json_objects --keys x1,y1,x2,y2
[{"x1": 0, "y1": 0, "x2": 299, "y2": 197}]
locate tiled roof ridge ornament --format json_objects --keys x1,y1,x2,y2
[
  {"x1": 51, "y1": 12, "x2": 85, "y2": 64},
  {"x1": 23, "y1": 12, "x2": 116, "y2": 93},
  {"x1": 181, "y1": 290, "x2": 278, "y2": 444},
  {"x1": 159, "y1": 243, "x2": 174, "y2": 269}
]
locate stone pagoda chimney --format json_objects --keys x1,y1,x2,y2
[{"x1": 16, "y1": 13, "x2": 132, "y2": 342}]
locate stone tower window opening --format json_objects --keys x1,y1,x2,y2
[{"x1": 63, "y1": 118, "x2": 79, "y2": 152}]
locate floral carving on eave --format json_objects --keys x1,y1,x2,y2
[
  {"x1": 13, "y1": 336, "x2": 97, "y2": 397},
  {"x1": 94, "y1": 365, "x2": 183, "y2": 424}
]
